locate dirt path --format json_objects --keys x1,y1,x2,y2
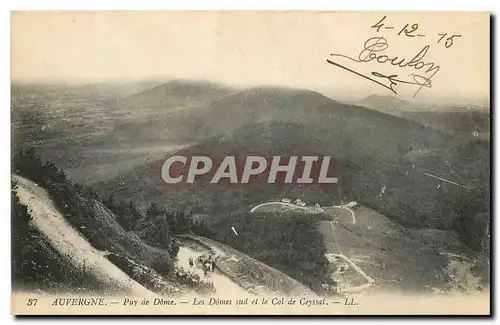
[
  {"x1": 177, "y1": 247, "x2": 254, "y2": 297},
  {"x1": 251, "y1": 201, "x2": 373, "y2": 293},
  {"x1": 13, "y1": 175, "x2": 154, "y2": 296}
]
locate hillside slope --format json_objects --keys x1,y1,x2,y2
[
  {"x1": 98, "y1": 87, "x2": 489, "y2": 262},
  {"x1": 106, "y1": 86, "x2": 447, "y2": 148},
  {"x1": 98, "y1": 86, "x2": 448, "y2": 207},
  {"x1": 12, "y1": 170, "x2": 314, "y2": 296},
  {"x1": 111, "y1": 79, "x2": 236, "y2": 111},
  {"x1": 316, "y1": 205, "x2": 484, "y2": 293},
  {"x1": 355, "y1": 95, "x2": 490, "y2": 136},
  {"x1": 13, "y1": 175, "x2": 155, "y2": 296},
  {"x1": 180, "y1": 235, "x2": 316, "y2": 297},
  {"x1": 98, "y1": 117, "x2": 449, "y2": 228},
  {"x1": 180, "y1": 235, "x2": 315, "y2": 297}
]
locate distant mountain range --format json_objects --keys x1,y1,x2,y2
[
  {"x1": 355, "y1": 94, "x2": 414, "y2": 116},
  {"x1": 354, "y1": 94, "x2": 490, "y2": 135},
  {"x1": 97, "y1": 86, "x2": 463, "y2": 229},
  {"x1": 110, "y1": 79, "x2": 237, "y2": 111},
  {"x1": 108, "y1": 86, "x2": 447, "y2": 149},
  {"x1": 11, "y1": 80, "x2": 490, "y2": 256}
]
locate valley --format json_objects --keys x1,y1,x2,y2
[{"x1": 11, "y1": 79, "x2": 490, "y2": 297}]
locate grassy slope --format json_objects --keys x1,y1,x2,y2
[
  {"x1": 317, "y1": 205, "x2": 482, "y2": 292},
  {"x1": 11, "y1": 222, "x2": 114, "y2": 295}
]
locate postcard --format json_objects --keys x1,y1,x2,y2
[{"x1": 11, "y1": 11, "x2": 490, "y2": 315}]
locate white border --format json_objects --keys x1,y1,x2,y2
[{"x1": 3, "y1": 0, "x2": 500, "y2": 11}]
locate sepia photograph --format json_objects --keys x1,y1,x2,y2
[{"x1": 10, "y1": 11, "x2": 490, "y2": 315}]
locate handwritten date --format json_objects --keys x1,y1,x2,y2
[{"x1": 371, "y1": 16, "x2": 462, "y2": 48}]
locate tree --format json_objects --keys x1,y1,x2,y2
[
  {"x1": 137, "y1": 212, "x2": 179, "y2": 259},
  {"x1": 146, "y1": 202, "x2": 163, "y2": 220},
  {"x1": 11, "y1": 180, "x2": 34, "y2": 281},
  {"x1": 103, "y1": 194, "x2": 116, "y2": 213},
  {"x1": 128, "y1": 201, "x2": 143, "y2": 229}
]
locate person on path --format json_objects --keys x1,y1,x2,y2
[{"x1": 203, "y1": 263, "x2": 209, "y2": 276}]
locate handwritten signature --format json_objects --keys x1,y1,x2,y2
[{"x1": 327, "y1": 36, "x2": 440, "y2": 97}]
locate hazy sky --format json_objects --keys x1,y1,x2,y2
[{"x1": 12, "y1": 12, "x2": 489, "y2": 103}]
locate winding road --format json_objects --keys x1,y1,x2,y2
[
  {"x1": 250, "y1": 201, "x2": 356, "y2": 224},
  {"x1": 250, "y1": 200, "x2": 374, "y2": 293},
  {"x1": 176, "y1": 246, "x2": 255, "y2": 297}
]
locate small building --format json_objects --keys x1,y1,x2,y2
[
  {"x1": 344, "y1": 201, "x2": 358, "y2": 208},
  {"x1": 281, "y1": 198, "x2": 292, "y2": 203},
  {"x1": 193, "y1": 213, "x2": 210, "y2": 224},
  {"x1": 314, "y1": 203, "x2": 323, "y2": 212}
]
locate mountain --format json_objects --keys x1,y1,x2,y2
[
  {"x1": 97, "y1": 86, "x2": 452, "y2": 222},
  {"x1": 97, "y1": 126, "x2": 489, "y2": 294},
  {"x1": 106, "y1": 86, "x2": 336, "y2": 144},
  {"x1": 185, "y1": 86, "x2": 335, "y2": 132},
  {"x1": 16, "y1": 84, "x2": 455, "y2": 186},
  {"x1": 400, "y1": 110, "x2": 490, "y2": 136},
  {"x1": 355, "y1": 95, "x2": 491, "y2": 137},
  {"x1": 12, "y1": 83, "x2": 490, "y2": 295},
  {"x1": 355, "y1": 94, "x2": 413, "y2": 116},
  {"x1": 97, "y1": 86, "x2": 491, "y2": 258},
  {"x1": 111, "y1": 79, "x2": 236, "y2": 111},
  {"x1": 109, "y1": 86, "x2": 447, "y2": 152}
]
